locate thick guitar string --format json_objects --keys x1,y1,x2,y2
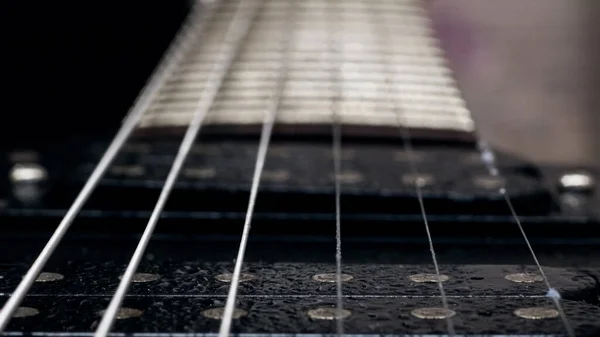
[
  {"x1": 477, "y1": 143, "x2": 576, "y2": 337},
  {"x1": 0, "y1": 4, "x2": 214, "y2": 333},
  {"x1": 375, "y1": 5, "x2": 455, "y2": 337},
  {"x1": 327, "y1": 0, "x2": 345, "y2": 335},
  {"x1": 94, "y1": 1, "x2": 261, "y2": 336},
  {"x1": 218, "y1": 0, "x2": 291, "y2": 335}
]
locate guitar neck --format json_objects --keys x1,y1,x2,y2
[{"x1": 135, "y1": 0, "x2": 474, "y2": 140}]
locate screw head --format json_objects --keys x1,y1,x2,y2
[
  {"x1": 202, "y1": 307, "x2": 248, "y2": 319},
  {"x1": 514, "y1": 307, "x2": 559, "y2": 320},
  {"x1": 35, "y1": 272, "x2": 64, "y2": 282},
  {"x1": 119, "y1": 273, "x2": 161, "y2": 283},
  {"x1": 10, "y1": 163, "x2": 47, "y2": 183},
  {"x1": 13, "y1": 307, "x2": 39, "y2": 318},
  {"x1": 98, "y1": 307, "x2": 143, "y2": 319},
  {"x1": 307, "y1": 307, "x2": 351, "y2": 320},
  {"x1": 408, "y1": 273, "x2": 449, "y2": 283},
  {"x1": 312, "y1": 273, "x2": 354, "y2": 283},
  {"x1": 559, "y1": 172, "x2": 595, "y2": 192},
  {"x1": 411, "y1": 307, "x2": 456, "y2": 320},
  {"x1": 215, "y1": 273, "x2": 258, "y2": 283},
  {"x1": 504, "y1": 273, "x2": 543, "y2": 283}
]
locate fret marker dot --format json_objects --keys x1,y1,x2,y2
[
  {"x1": 35, "y1": 272, "x2": 64, "y2": 282},
  {"x1": 514, "y1": 307, "x2": 559, "y2": 320},
  {"x1": 307, "y1": 307, "x2": 351, "y2": 320},
  {"x1": 411, "y1": 307, "x2": 456, "y2": 320},
  {"x1": 215, "y1": 273, "x2": 258, "y2": 283},
  {"x1": 504, "y1": 273, "x2": 543, "y2": 283},
  {"x1": 202, "y1": 307, "x2": 248, "y2": 319},
  {"x1": 120, "y1": 273, "x2": 161, "y2": 283},
  {"x1": 312, "y1": 273, "x2": 354, "y2": 283},
  {"x1": 13, "y1": 307, "x2": 39, "y2": 318},
  {"x1": 409, "y1": 273, "x2": 449, "y2": 283},
  {"x1": 99, "y1": 307, "x2": 143, "y2": 319}
]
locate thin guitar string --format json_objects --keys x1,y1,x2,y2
[
  {"x1": 327, "y1": 0, "x2": 345, "y2": 334},
  {"x1": 217, "y1": 0, "x2": 290, "y2": 335},
  {"x1": 406, "y1": 1, "x2": 575, "y2": 334},
  {"x1": 413, "y1": 1, "x2": 572, "y2": 335},
  {"x1": 0, "y1": 4, "x2": 215, "y2": 333},
  {"x1": 391, "y1": 108, "x2": 455, "y2": 337},
  {"x1": 376, "y1": 3, "x2": 455, "y2": 336},
  {"x1": 94, "y1": 1, "x2": 261, "y2": 336},
  {"x1": 477, "y1": 143, "x2": 576, "y2": 337}
]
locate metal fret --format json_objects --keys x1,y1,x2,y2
[{"x1": 136, "y1": 0, "x2": 474, "y2": 134}]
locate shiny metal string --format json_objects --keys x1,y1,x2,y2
[
  {"x1": 477, "y1": 143, "x2": 576, "y2": 337},
  {"x1": 0, "y1": 3, "x2": 215, "y2": 333},
  {"x1": 327, "y1": 0, "x2": 345, "y2": 334},
  {"x1": 375, "y1": 3, "x2": 455, "y2": 336},
  {"x1": 217, "y1": 0, "x2": 291, "y2": 336},
  {"x1": 94, "y1": 1, "x2": 260, "y2": 336},
  {"x1": 391, "y1": 107, "x2": 455, "y2": 337}
]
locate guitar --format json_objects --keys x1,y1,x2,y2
[{"x1": 1, "y1": 0, "x2": 599, "y2": 336}]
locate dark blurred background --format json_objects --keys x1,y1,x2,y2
[
  {"x1": 0, "y1": 1, "x2": 191, "y2": 149},
  {"x1": 1, "y1": 0, "x2": 598, "y2": 166}
]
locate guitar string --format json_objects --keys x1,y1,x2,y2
[
  {"x1": 476, "y1": 143, "x2": 576, "y2": 337},
  {"x1": 94, "y1": 1, "x2": 262, "y2": 335},
  {"x1": 327, "y1": 0, "x2": 345, "y2": 335},
  {"x1": 420, "y1": 0, "x2": 577, "y2": 327},
  {"x1": 217, "y1": 0, "x2": 291, "y2": 335},
  {"x1": 0, "y1": 3, "x2": 214, "y2": 333},
  {"x1": 376, "y1": 2, "x2": 455, "y2": 336},
  {"x1": 410, "y1": 1, "x2": 573, "y2": 335},
  {"x1": 390, "y1": 105, "x2": 455, "y2": 337},
  {"x1": 401, "y1": 1, "x2": 576, "y2": 335}
]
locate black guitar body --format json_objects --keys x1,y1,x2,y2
[{"x1": 1, "y1": 1, "x2": 600, "y2": 336}]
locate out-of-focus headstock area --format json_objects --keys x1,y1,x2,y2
[
  {"x1": 0, "y1": 0, "x2": 598, "y2": 167},
  {"x1": 429, "y1": 0, "x2": 600, "y2": 166}
]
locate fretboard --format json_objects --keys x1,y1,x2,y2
[{"x1": 136, "y1": 0, "x2": 474, "y2": 137}]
